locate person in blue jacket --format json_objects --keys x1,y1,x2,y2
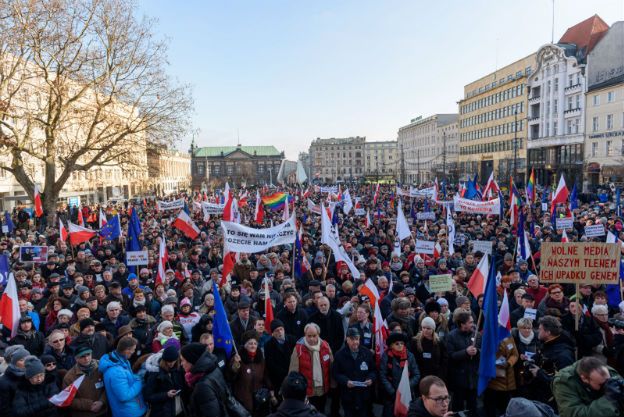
[{"x1": 99, "y1": 337, "x2": 147, "y2": 417}]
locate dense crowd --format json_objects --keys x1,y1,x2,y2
[{"x1": 1, "y1": 181, "x2": 624, "y2": 417}]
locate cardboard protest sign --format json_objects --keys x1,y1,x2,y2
[
  {"x1": 429, "y1": 274, "x2": 453, "y2": 293},
  {"x1": 470, "y1": 240, "x2": 493, "y2": 255},
  {"x1": 555, "y1": 217, "x2": 573, "y2": 230},
  {"x1": 415, "y1": 240, "x2": 435, "y2": 255},
  {"x1": 539, "y1": 242, "x2": 620, "y2": 284},
  {"x1": 126, "y1": 250, "x2": 149, "y2": 266},
  {"x1": 584, "y1": 224, "x2": 605, "y2": 238}
]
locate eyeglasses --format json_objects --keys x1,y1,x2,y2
[
  {"x1": 51, "y1": 339, "x2": 64, "y2": 344},
  {"x1": 427, "y1": 396, "x2": 450, "y2": 404},
  {"x1": 45, "y1": 362, "x2": 56, "y2": 367}
]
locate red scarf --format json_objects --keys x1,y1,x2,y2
[
  {"x1": 387, "y1": 346, "x2": 408, "y2": 370},
  {"x1": 185, "y1": 371, "x2": 205, "y2": 388},
  {"x1": 595, "y1": 318, "x2": 614, "y2": 347}
]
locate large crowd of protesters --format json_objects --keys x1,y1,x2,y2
[{"x1": 1, "y1": 180, "x2": 624, "y2": 417}]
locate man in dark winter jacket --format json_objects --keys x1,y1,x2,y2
[
  {"x1": 70, "y1": 318, "x2": 110, "y2": 360},
  {"x1": 308, "y1": 296, "x2": 345, "y2": 354},
  {"x1": 277, "y1": 292, "x2": 308, "y2": 340},
  {"x1": 379, "y1": 282, "x2": 404, "y2": 319},
  {"x1": 332, "y1": 328, "x2": 376, "y2": 417},
  {"x1": 229, "y1": 300, "x2": 256, "y2": 345},
  {"x1": 264, "y1": 319, "x2": 297, "y2": 392},
  {"x1": 407, "y1": 376, "x2": 451, "y2": 417},
  {"x1": 0, "y1": 346, "x2": 30, "y2": 417},
  {"x1": 180, "y1": 344, "x2": 229, "y2": 417},
  {"x1": 268, "y1": 372, "x2": 327, "y2": 417},
  {"x1": 10, "y1": 316, "x2": 45, "y2": 356}
]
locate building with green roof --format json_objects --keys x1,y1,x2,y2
[{"x1": 189, "y1": 141, "x2": 284, "y2": 189}]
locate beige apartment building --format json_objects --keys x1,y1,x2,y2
[
  {"x1": 458, "y1": 53, "x2": 536, "y2": 185},
  {"x1": 309, "y1": 136, "x2": 365, "y2": 183},
  {"x1": 147, "y1": 145, "x2": 192, "y2": 196},
  {"x1": 364, "y1": 141, "x2": 398, "y2": 181}
]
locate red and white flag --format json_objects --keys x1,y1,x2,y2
[
  {"x1": 99, "y1": 208, "x2": 107, "y2": 228},
  {"x1": 59, "y1": 219, "x2": 68, "y2": 243},
  {"x1": 551, "y1": 175, "x2": 569, "y2": 214},
  {"x1": 365, "y1": 209, "x2": 371, "y2": 228},
  {"x1": 34, "y1": 185, "x2": 44, "y2": 218},
  {"x1": 359, "y1": 278, "x2": 380, "y2": 307},
  {"x1": 220, "y1": 252, "x2": 238, "y2": 287},
  {"x1": 264, "y1": 279, "x2": 274, "y2": 331},
  {"x1": 498, "y1": 290, "x2": 512, "y2": 333},
  {"x1": 373, "y1": 183, "x2": 380, "y2": 206},
  {"x1": 561, "y1": 229, "x2": 569, "y2": 243},
  {"x1": 49, "y1": 374, "x2": 85, "y2": 407},
  {"x1": 0, "y1": 273, "x2": 21, "y2": 338},
  {"x1": 172, "y1": 211, "x2": 200, "y2": 240},
  {"x1": 77, "y1": 208, "x2": 84, "y2": 227},
  {"x1": 254, "y1": 191, "x2": 264, "y2": 224},
  {"x1": 68, "y1": 221, "x2": 97, "y2": 246},
  {"x1": 394, "y1": 362, "x2": 412, "y2": 417},
  {"x1": 155, "y1": 235, "x2": 168, "y2": 287},
  {"x1": 373, "y1": 299, "x2": 388, "y2": 366},
  {"x1": 482, "y1": 171, "x2": 500, "y2": 201},
  {"x1": 467, "y1": 254, "x2": 489, "y2": 298},
  {"x1": 239, "y1": 190, "x2": 249, "y2": 207}
]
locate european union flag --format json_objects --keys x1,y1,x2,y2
[
  {"x1": 212, "y1": 281, "x2": 235, "y2": 357},
  {"x1": 126, "y1": 208, "x2": 142, "y2": 273},
  {"x1": 3, "y1": 211, "x2": 14, "y2": 234},
  {"x1": 478, "y1": 254, "x2": 500, "y2": 395},
  {"x1": 99, "y1": 215, "x2": 121, "y2": 240},
  {"x1": 570, "y1": 183, "x2": 578, "y2": 210},
  {"x1": 0, "y1": 254, "x2": 9, "y2": 287},
  {"x1": 616, "y1": 188, "x2": 621, "y2": 217}
]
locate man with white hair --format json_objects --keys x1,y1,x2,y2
[{"x1": 99, "y1": 301, "x2": 130, "y2": 338}]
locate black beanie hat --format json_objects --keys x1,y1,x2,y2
[
  {"x1": 280, "y1": 371, "x2": 308, "y2": 401},
  {"x1": 79, "y1": 318, "x2": 96, "y2": 332},
  {"x1": 180, "y1": 343, "x2": 207, "y2": 365},
  {"x1": 424, "y1": 301, "x2": 441, "y2": 314},
  {"x1": 270, "y1": 319, "x2": 285, "y2": 333}
]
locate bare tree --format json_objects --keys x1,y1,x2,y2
[{"x1": 0, "y1": 0, "x2": 192, "y2": 221}]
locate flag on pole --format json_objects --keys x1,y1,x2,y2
[
  {"x1": 0, "y1": 271, "x2": 20, "y2": 338},
  {"x1": 220, "y1": 252, "x2": 238, "y2": 287},
  {"x1": 99, "y1": 208, "x2": 107, "y2": 229},
  {"x1": 447, "y1": 208, "x2": 455, "y2": 255},
  {"x1": 212, "y1": 281, "x2": 235, "y2": 357},
  {"x1": 320, "y1": 202, "x2": 360, "y2": 278},
  {"x1": 498, "y1": 290, "x2": 512, "y2": 341},
  {"x1": 359, "y1": 279, "x2": 380, "y2": 307},
  {"x1": 49, "y1": 375, "x2": 85, "y2": 407},
  {"x1": 155, "y1": 235, "x2": 168, "y2": 287},
  {"x1": 343, "y1": 189, "x2": 353, "y2": 214},
  {"x1": 561, "y1": 229, "x2": 569, "y2": 243},
  {"x1": 373, "y1": 300, "x2": 388, "y2": 366},
  {"x1": 59, "y1": 219, "x2": 68, "y2": 242},
  {"x1": 254, "y1": 190, "x2": 264, "y2": 224},
  {"x1": 396, "y1": 199, "x2": 411, "y2": 241},
  {"x1": 264, "y1": 279, "x2": 274, "y2": 331},
  {"x1": 365, "y1": 209, "x2": 371, "y2": 229},
  {"x1": 526, "y1": 168, "x2": 536, "y2": 204},
  {"x1": 3, "y1": 211, "x2": 14, "y2": 234},
  {"x1": 77, "y1": 207, "x2": 84, "y2": 227},
  {"x1": 551, "y1": 174, "x2": 569, "y2": 214},
  {"x1": 33, "y1": 185, "x2": 43, "y2": 218},
  {"x1": 569, "y1": 183, "x2": 578, "y2": 211},
  {"x1": 478, "y1": 254, "x2": 499, "y2": 395},
  {"x1": 98, "y1": 215, "x2": 121, "y2": 241},
  {"x1": 68, "y1": 221, "x2": 97, "y2": 246},
  {"x1": 467, "y1": 254, "x2": 489, "y2": 298},
  {"x1": 482, "y1": 171, "x2": 500, "y2": 200},
  {"x1": 373, "y1": 183, "x2": 380, "y2": 206},
  {"x1": 394, "y1": 362, "x2": 412, "y2": 417},
  {"x1": 282, "y1": 194, "x2": 290, "y2": 222},
  {"x1": 172, "y1": 210, "x2": 200, "y2": 240}
]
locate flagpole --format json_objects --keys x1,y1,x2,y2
[{"x1": 574, "y1": 284, "x2": 580, "y2": 332}]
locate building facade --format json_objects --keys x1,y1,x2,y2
[
  {"x1": 147, "y1": 145, "x2": 191, "y2": 196},
  {"x1": 398, "y1": 115, "x2": 458, "y2": 184},
  {"x1": 190, "y1": 143, "x2": 283, "y2": 190},
  {"x1": 458, "y1": 54, "x2": 535, "y2": 185},
  {"x1": 309, "y1": 137, "x2": 365, "y2": 183},
  {"x1": 364, "y1": 141, "x2": 398, "y2": 182},
  {"x1": 584, "y1": 21, "x2": 624, "y2": 189},
  {"x1": 527, "y1": 15, "x2": 609, "y2": 189}
]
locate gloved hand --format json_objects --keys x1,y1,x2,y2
[{"x1": 603, "y1": 378, "x2": 623, "y2": 405}]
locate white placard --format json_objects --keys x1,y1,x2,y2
[
  {"x1": 417, "y1": 212, "x2": 436, "y2": 221},
  {"x1": 157, "y1": 198, "x2": 185, "y2": 211},
  {"x1": 354, "y1": 208, "x2": 365, "y2": 216},
  {"x1": 222, "y1": 215, "x2": 297, "y2": 254},
  {"x1": 126, "y1": 250, "x2": 149, "y2": 266},
  {"x1": 541, "y1": 203, "x2": 548, "y2": 211},
  {"x1": 415, "y1": 240, "x2": 435, "y2": 255},
  {"x1": 201, "y1": 202, "x2": 225, "y2": 216},
  {"x1": 556, "y1": 217, "x2": 574, "y2": 230},
  {"x1": 523, "y1": 308, "x2": 537, "y2": 321},
  {"x1": 453, "y1": 196, "x2": 501, "y2": 215},
  {"x1": 470, "y1": 240, "x2": 493, "y2": 255},
  {"x1": 1, "y1": 225, "x2": 8, "y2": 233},
  {"x1": 584, "y1": 224, "x2": 606, "y2": 237}
]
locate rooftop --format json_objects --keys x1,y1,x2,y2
[
  {"x1": 559, "y1": 14, "x2": 609, "y2": 57},
  {"x1": 193, "y1": 145, "x2": 282, "y2": 158}
]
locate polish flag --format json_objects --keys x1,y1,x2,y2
[
  {"x1": 33, "y1": 185, "x2": 44, "y2": 218},
  {"x1": 433, "y1": 242, "x2": 442, "y2": 259},
  {"x1": 551, "y1": 175, "x2": 569, "y2": 214},
  {"x1": 359, "y1": 278, "x2": 380, "y2": 307},
  {"x1": 254, "y1": 191, "x2": 264, "y2": 224},
  {"x1": 373, "y1": 299, "x2": 388, "y2": 366},
  {"x1": 172, "y1": 210, "x2": 200, "y2": 240},
  {"x1": 373, "y1": 184, "x2": 380, "y2": 206},
  {"x1": 607, "y1": 231, "x2": 624, "y2": 249},
  {"x1": 222, "y1": 193, "x2": 234, "y2": 221},
  {"x1": 467, "y1": 254, "x2": 489, "y2": 298},
  {"x1": 239, "y1": 190, "x2": 249, "y2": 207},
  {"x1": 59, "y1": 219, "x2": 68, "y2": 243},
  {"x1": 394, "y1": 363, "x2": 412, "y2": 417},
  {"x1": 220, "y1": 252, "x2": 238, "y2": 287},
  {"x1": 49, "y1": 375, "x2": 85, "y2": 407},
  {"x1": 498, "y1": 290, "x2": 512, "y2": 337},
  {"x1": 68, "y1": 221, "x2": 97, "y2": 246},
  {"x1": 482, "y1": 171, "x2": 500, "y2": 201},
  {"x1": 77, "y1": 208, "x2": 84, "y2": 227},
  {"x1": 303, "y1": 187, "x2": 311, "y2": 199},
  {"x1": 155, "y1": 235, "x2": 168, "y2": 287},
  {"x1": 433, "y1": 178, "x2": 439, "y2": 202},
  {"x1": 0, "y1": 273, "x2": 21, "y2": 338},
  {"x1": 99, "y1": 208, "x2": 107, "y2": 228},
  {"x1": 561, "y1": 229, "x2": 569, "y2": 243},
  {"x1": 365, "y1": 209, "x2": 371, "y2": 228},
  {"x1": 264, "y1": 279, "x2": 274, "y2": 331}
]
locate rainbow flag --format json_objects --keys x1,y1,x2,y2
[
  {"x1": 526, "y1": 168, "x2": 536, "y2": 204},
  {"x1": 262, "y1": 193, "x2": 292, "y2": 210}
]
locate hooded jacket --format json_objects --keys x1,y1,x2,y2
[
  {"x1": 11, "y1": 374, "x2": 59, "y2": 417},
  {"x1": 186, "y1": 351, "x2": 229, "y2": 417},
  {"x1": 143, "y1": 353, "x2": 186, "y2": 417},
  {"x1": 99, "y1": 350, "x2": 147, "y2": 417}
]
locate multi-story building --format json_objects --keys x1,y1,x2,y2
[
  {"x1": 458, "y1": 54, "x2": 535, "y2": 185},
  {"x1": 398, "y1": 114, "x2": 458, "y2": 184},
  {"x1": 298, "y1": 152, "x2": 311, "y2": 181},
  {"x1": 527, "y1": 15, "x2": 609, "y2": 188},
  {"x1": 584, "y1": 21, "x2": 624, "y2": 189},
  {"x1": 364, "y1": 141, "x2": 398, "y2": 181},
  {"x1": 189, "y1": 142, "x2": 284, "y2": 189},
  {"x1": 147, "y1": 145, "x2": 192, "y2": 196},
  {"x1": 309, "y1": 136, "x2": 365, "y2": 183}
]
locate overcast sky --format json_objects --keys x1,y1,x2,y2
[{"x1": 138, "y1": 0, "x2": 624, "y2": 159}]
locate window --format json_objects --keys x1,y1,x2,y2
[
  {"x1": 545, "y1": 123, "x2": 550, "y2": 137},
  {"x1": 592, "y1": 142, "x2": 598, "y2": 157},
  {"x1": 593, "y1": 117, "x2": 599, "y2": 132},
  {"x1": 567, "y1": 120, "x2": 573, "y2": 134},
  {"x1": 553, "y1": 99, "x2": 558, "y2": 113},
  {"x1": 526, "y1": 66, "x2": 532, "y2": 76},
  {"x1": 607, "y1": 140, "x2": 613, "y2": 156},
  {"x1": 593, "y1": 95, "x2": 600, "y2": 106},
  {"x1": 608, "y1": 91, "x2": 615, "y2": 102},
  {"x1": 553, "y1": 121, "x2": 558, "y2": 136},
  {"x1": 554, "y1": 78, "x2": 559, "y2": 91},
  {"x1": 567, "y1": 96, "x2": 573, "y2": 110},
  {"x1": 568, "y1": 74, "x2": 574, "y2": 87},
  {"x1": 576, "y1": 95, "x2": 581, "y2": 109},
  {"x1": 607, "y1": 114, "x2": 614, "y2": 130}
]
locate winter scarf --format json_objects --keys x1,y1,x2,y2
[
  {"x1": 78, "y1": 359, "x2": 98, "y2": 376},
  {"x1": 595, "y1": 318, "x2": 614, "y2": 348},
  {"x1": 387, "y1": 346, "x2": 408, "y2": 373},
  {"x1": 519, "y1": 331, "x2": 535, "y2": 346},
  {"x1": 185, "y1": 371, "x2": 205, "y2": 388},
  {"x1": 303, "y1": 338, "x2": 323, "y2": 388}
]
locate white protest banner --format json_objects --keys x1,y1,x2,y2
[
  {"x1": 320, "y1": 186, "x2": 338, "y2": 193},
  {"x1": 409, "y1": 186, "x2": 435, "y2": 198},
  {"x1": 539, "y1": 242, "x2": 620, "y2": 284},
  {"x1": 355, "y1": 208, "x2": 365, "y2": 216},
  {"x1": 470, "y1": 240, "x2": 493, "y2": 255},
  {"x1": 416, "y1": 212, "x2": 436, "y2": 221},
  {"x1": 584, "y1": 224, "x2": 606, "y2": 238},
  {"x1": 541, "y1": 203, "x2": 548, "y2": 211},
  {"x1": 415, "y1": 240, "x2": 435, "y2": 255},
  {"x1": 126, "y1": 250, "x2": 149, "y2": 266},
  {"x1": 1, "y1": 225, "x2": 8, "y2": 233},
  {"x1": 453, "y1": 234, "x2": 465, "y2": 246},
  {"x1": 307, "y1": 199, "x2": 322, "y2": 215},
  {"x1": 201, "y1": 202, "x2": 225, "y2": 216},
  {"x1": 556, "y1": 217, "x2": 574, "y2": 230},
  {"x1": 157, "y1": 199, "x2": 185, "y2": 211},
  {"x1": 429, "y1": 274, "x2": 453, "y2": 293},
  {"x1": 222, "y1": 215, "x2": 297, "y2": 254},
  {"x1": 453, "y1": 195, "x2": 500, "y2": 215}
]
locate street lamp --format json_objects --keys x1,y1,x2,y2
[{"x1": 513, "y1": 110, "x2": 518, "y2": 183}]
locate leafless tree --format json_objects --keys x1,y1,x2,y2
[{"x1": 0, "y1": 0, "x2": 193, "y2": 220}]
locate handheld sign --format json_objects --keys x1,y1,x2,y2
[{"x1": 539, "y1": 242, "x2": 619, "y2": 285}]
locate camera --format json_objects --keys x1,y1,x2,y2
[
  {"x1": 521, "y1": 359, "x2": 536, "y2": 380},
  {"x1": 608, "y1": 318, "x2": 624, "y2": 330}
]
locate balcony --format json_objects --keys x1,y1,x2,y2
[
  {"x1": 528, "y1": 95, "x2": 541, "y2": 104},
  {"x1": 564, "y1": 107, "x2": 581, "y2": 118},
  {"x1": 528, "y1": 116, "x2": 540, "y2": 125},
  {"x1": 564, "y1": 83, "x2": 582, "y2": 95}
]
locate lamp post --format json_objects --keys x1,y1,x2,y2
[{"x1": 513, "y1": 110, "x2": 518, "y2": 183}]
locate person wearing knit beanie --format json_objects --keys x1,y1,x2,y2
[
  {"x1": 23, "y1": 355, "x2": 45, "y2": 379},
  {"x1": 180, "y1": 343, "x2": 207, "y2": 366},
  {"x1": 270, "y1": 319, "x2": 285, "y2": 333},
  {"x1": 79, "y1": 318, "x2": 96, "y2": 332},
  {"x1": 421, "y1": 316, "x2": 437, "y2": 331},
  {"x1": 161, "y1": 345, "x2": 179, "y2": 362},
  {"x1": 10, "y1": 347, "x2": 30, "y2": 366}
]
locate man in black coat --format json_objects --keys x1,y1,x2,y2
[
  {"x1": 228, "y1": 300, "x2": 256, "y2": 345},
  {"x1": 379, "y1": 282, "x2": 404, "y2": 319},
  {"x1": 264, "y1": 319, "x2": 297, "y2": 392},
  {"x1": 277, "y1": 292, "x2": 308, "y2": 340},
  {"x1": 10, "y1": 316, "x2": 45, "y2": 356},
  {"x1": 308, "y1": 296, "x2": 345, "y2": 354},
  {"x1": 268, "y1": 372, "x2": 327, "y2": 417},
  {"x1": 69, "y1": 318, "x2": 110, "y2": 359},
  {"x1": 332, "y1": 328, "x2": 376, "y2": 417}
]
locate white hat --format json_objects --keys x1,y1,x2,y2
[
  {"x1": 157, "y1": 320, "x2": 173, "y2": 333},
  {"x1": 421, "y1": 316, "x2": 436, "y2": 331},
  {"x1": 58, "y1": 309, "x2": 73, "y2": 318}
]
